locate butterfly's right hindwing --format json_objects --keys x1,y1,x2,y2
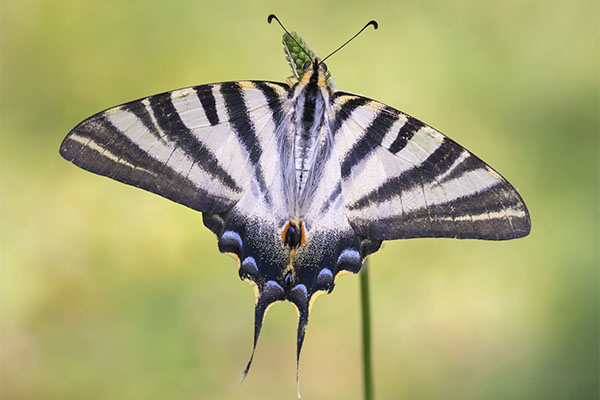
[{"x1": 60, "y1": 81, "x2": 291, "y2": 214}]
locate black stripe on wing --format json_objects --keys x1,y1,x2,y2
[
  {"x1": 147, "y1": 92, "x2": 242, "y2": 192},
  {"x1": 220, "y1": 82, "x2": 274, "y2": 206},
  {"x1": 319, "y1": 181, "x2": 342, "y2": 215},
  {"x1": 60, "y1": 114, "x2": 232, "y2": 213},
  {"x1": 340, "y1": 105, "x2": 398, "y2": 178},
  {"x1": 331, "y1": 96, "x2": 370, "y2": 137},
  {"x1": 347, "y1": 137, "x2": 468, "y2": 210},
  {"x1": 221, "y1": 82, "x2": 263, "y2": 164},
  {"x1": 388, "y1": 116, "x2": 425, "y2": 154},
  {"x1": 353, "y1": 181, "x2": 531, "y2": 240},
  {"x1": 195, "y1": 85, "x2": 220, "y2": 126},
  {"x1": 121, "y1": 102, "x2": 165, "y2": 143},
  {"x1": 252, "y1": 81, "x2": 288, "y2": 126}
]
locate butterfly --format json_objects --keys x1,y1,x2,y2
[{"x1": 59, "y1": 14, "x2": 530, "y2": 389}]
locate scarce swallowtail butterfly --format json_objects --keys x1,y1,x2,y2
[{"x1": 59, "y1": 14, "x2": 531, "y2": 391}]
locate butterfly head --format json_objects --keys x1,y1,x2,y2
[{"x1": 299, "y1": 58, "x2": 329, "y2": 87}]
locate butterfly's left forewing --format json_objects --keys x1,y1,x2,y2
[{"x1": 60, "y1": 81, "x2": 291, "y2": 214}]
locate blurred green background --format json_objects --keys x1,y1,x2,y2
[{"x1": 1, "y1": 0, "x2": 598, "y2": 399}]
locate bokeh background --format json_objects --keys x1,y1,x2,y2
[{"x1": 2, "y1": 0, "x2": 598, "y2": 399}]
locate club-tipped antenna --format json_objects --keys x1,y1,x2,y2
[
  {"x1": 320, "y1": 20, "x2": 378, "y2": 64},
  {"x1": 268, "y1": 14, "x2": 314, "y2": 62}
]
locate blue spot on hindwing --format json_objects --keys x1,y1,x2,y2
[
  {"x1": 240, "y1": 256, "x2": 258, "y2": 277},
  {"x1": 288, "y1": 283, "x2": 308, "y2": 306},
  {"x1": 316, "y1": 268, "x2": 334, "y2": 291},
  {"x1": 219, "y1": 230, "x2": 243, "y2": 255},
  {"x1": 336, "y1": 249, "x2": 361, "y2": 272},
  {"x1": 263, "y1": 280, "x2": 285, "y2": 300}
]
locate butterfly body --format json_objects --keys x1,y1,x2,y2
[
  {"x1": 60, "y1": 50, "x2": 529, "y2": 385},
  {"x1": 288, "y1": 60, "x2": 331, "y2": 214}
]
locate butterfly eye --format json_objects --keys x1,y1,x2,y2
[
  {"x1": 320, "y1": 62, "x2": 328, "y2": 72},
  {"x1": 303, "y1": 61, "x2": 311, "y2": 71}
]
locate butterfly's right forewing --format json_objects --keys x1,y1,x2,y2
[{"x1": 331, "y1": 92, "x2": 531, "y2": 241}]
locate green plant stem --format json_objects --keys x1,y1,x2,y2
[{"x1": 360, "y1": 259, "x2": 373, "y2": 400}]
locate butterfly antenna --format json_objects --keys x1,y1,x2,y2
[
  {"x1": 268, "y1": 14, "x2": 314, "y2": 61},
  {"x1": 320, "y1": 20, "x2": 378, "y2": 64}
]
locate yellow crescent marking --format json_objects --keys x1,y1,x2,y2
[
  {"x1": 224, "y1": 252, "x2": 241, "y2": 269},
  {"x1": 264, "y1": 301, "x2": 281, "y2": 316},
  {"x1": 237, "y1": 81, "x2": 256, "y2": 89},
  {"x1": 291, "y1": 302, "x2": 301, "y2": 320},
  {"x1": 334, "y1": 270, "x2": 351, "y2": 284},
  {"x1": 309, "y1": 290, "x2": 326, "y2": 312},
  {"x1": 243, "y1": 278, "x2": 260, "y2": 304}
]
